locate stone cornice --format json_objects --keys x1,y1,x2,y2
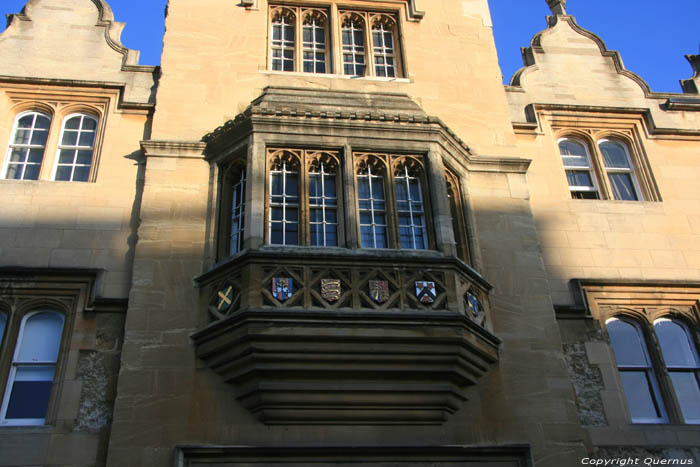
[{"x1": 140, "y1": 140, "x2": 207, "y2": 159}]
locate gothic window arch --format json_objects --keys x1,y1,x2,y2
[
  {"x1": 53, "y1": 113, "x2": 98, "y2": 182},
  {"x1": 341, "y1": 12, "x2": 367, "y2": 76}
]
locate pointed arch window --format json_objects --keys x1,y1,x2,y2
[
  {"x1": 54, "y1": 114, "x2": 97, "y2": 182},
  {"x1": 606, "y1": 317, "x2": 667, "y2": 423},
  {"x1": 371, "y1": 15, "x2": 397, "y2": 78},
  {"x1": 0, "y1": 311, "x2": 65, "y2": 426},
  {"x1": 270, "y1": 7, "x2": 329, "y2": 74},
  {"x1": 355, "y1": 153, "x2": 430, "y2": 250},
  {"x1": 270, "y1": 8, "x2": 296, "y2": 72},
  {"x1": 341, "y1": 14, "x2": 366, "y2": 76},
  {"x1": 654, "y1": 318, "x2": 700, "y2": 424},
  {"x1": 3, "y1": 112, "x2": 51, "y2": 180}
]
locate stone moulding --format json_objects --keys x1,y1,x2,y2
[
  {"x1": 191, "y1": 307, "x2": 500, "y2": 424},
  {"x1": 174, "y1": 445, "x2": 533, "y2": 466}
]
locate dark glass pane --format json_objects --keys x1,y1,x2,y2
[
  {"x1": 376, "y1": 67, "x2": 386, "y2": 77},
  {"x1": 655, "y1": 320, "x2": 698, "y2": 368},
  {"x1": 286, "y1": 224, "x2": 298, "y2": 245},
  {"x1": 342, "y1": 30, "x2": 351, "y2": 45},
  {"x1": 28, "y1": 148, "x2": 44, "y2": 164},
  {"x1": 81, "y1": 118, "x2": 97, "y2": 131},
  {"x1": 272, "y1": 49, "x2": 282, "y2": 58},
  {"x1": 324, "y1": 176, "x2": 336, "y2": 198},
  {"x1": 357, "y1": 178, "x2": 370, "y2": 199},
  {"x1": 58, "y1": 149, "x2": 75, "y2": 164},
  {"x1": 375, "y1": 228, "x2": 387, "y2": 248},
  {"x1": 315, "y1": 28, "x2": 324, "y2": 44},
  {"x1": 566, "y1": 170, "x2": 594, "y2": 188},
  {"x1": 35, "y1": 115, "x2": 51, "y2": 130},
  {"x1": 6, "y1": 164, "x2": 21, "y2": 179},
  {"x1": 344, "y1": 64, "x2": 353, "y2": 75},
  {"x1": 79, "y1": 131, "x2": 96, "y2": 147},
  {"x1": 283, "y1": 60, "x2": 294, "y2": 72},
  {"x1": 5, "y1": 366, "x2": 55, "y2": 419},
  {"x1": 23, "y1": 165, "x2": 40, "y2": 180},
  {"x1": 55, "y1": 166, "x2": 72, "y2": 181},
  {"x1": 310, "y1": 224, "x2": 321, "y2": 246},
  {"x1": 372, "y1": 31, "x2": 381, "y2": 45},
  {"x1": 272, "y1": 24, "x2": 281, "y2": 41},
  {"x1": 360, "y1": 212, "x2": 372, "y2": 224},
  {"x1": 76, "y1": 150, "x2": 93, "y2": 165},
  {"x1": 609, "y1": 173, "x2": 638, "y2": 201},
  {"x1": 14, "y1": 129, "x2": 31, "y2": 145},
  {"x1": 326, "y1": 210, "x2": 337, "y2": 223},
  {"x1": 61, "y1": 130, "x2": 78, "y2": 146},
  {"x1": 303, "y1": 61, "x2": 313, "y2": 73},
  {"x1": 17, "y1": 115, "x2": 35, "y2": 128},
  {"x1": 372, "y1": 178, "x2": 385, "y2": 199},
  {"x1": 400, "y1": 227, "x2": 412, "y2": 249},
  {"x1": 360, "y1": 227, "x2": 373, "y2": 248},
  {"x1": 286, "y1": 208, "x2": 298, "y2": 222},
  {"x1": 73, "y1": 166, "x2": 90, "y2": 182},
  {"x1": 571, "y1": 191, "x2": 600, "y2": 200},
  {"x1": 600, "y1": 141, "x2": 630, "y2": 168},
  {"x1": 354, "y1": 30, "x2": 363, "y2": 45},
  {"x1": 65, "y1": 117, "x2": 81, "y2": 130},
  {"x1": 326, "y1": 229, "x2": 337, "y2": 247},
  {"x1": 395, "y1": 181, "x2": 408, "y2": 201},
  {"x1": 316, "y1": 62, "x2": 325, "y2": 73},
  {"x1": 384, "y1": 32, "x2": 394, "y2": 47},
  {"x1": 271, "y1": 207, "x2": 283, "y2": 221},
  {"x1": 374, "y1": 201, "x2": 385, "y2": 212},
  {"x1": 31, "y1": 129, "x2": 48, "y2": 146},
  {"x1": 398, "y1": 214, "x2": 410, "y2": 226},
  {"x1": 9, "y1": 148, "x2": 25, "y2": 162},
  {"x1": 669, "y1": 373, "x2": 700, "y2": 422},
  {"x1": 559, "y1": 140, "x2": 588, "y2": 166},
  {"x1": 284, "y1": 24, "x2": 294, "y2": 42},
  {"x1": 271, "y1": 173, "x2": 283, "y2": 196},
  {"x1": 620, "y1": 371, "x2": 661, "y2": 420},
  {"x1": 414, "y1": 232, "x2": 426, "y2": 249},
  {"x1": 270, "y1": 223, "x2": 283, "y2": 244},
  {"x1": 303, "y1": 27, "x2": 312, "y2": 43},
  {"x1": 310, "y1": 209, "x2": 320, "y2": 222},
  {"x1": 607, "y1": 319, "x2": 648, "y2": 367}
]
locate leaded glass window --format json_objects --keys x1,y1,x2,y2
[
  {"x1": 229, "y1": 168, "x2": 246, "y2": 255},
  {"x1": 269, "y1": 155, "x2": 300, "y2": 245},
  {"x1": 357, "y1": 160, "x2": 387, "y2": 248},
  {"x1": 394, "y1": 162, "x2": 427, "y2": 249},
  {"x1": 3, "y1": 112, "x2": 51, "y2": 180},
  {"x1": 271, "y1": 9, "x2": 295, "y2": 72},
  {"x1": 372, "y1": 20, "x2": 396, "y2": 77},
  {"x1": 302, "y1": 12, "x2": 327, "y2": 73},
  {"x1": 309, "y1": 161, "x2": 338, "y2": 246},
  {"x1": 341, "y1": 16, "x2": 366, "y2": 76}
]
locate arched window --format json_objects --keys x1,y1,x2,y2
[
  {"x1": 308, "y1": 157, "x2": 338, "y2": 246},
  {"x1": 394, "y1": 161, "x2": 427, "y2": 249},
  {"x1": 229, "y1": 167, "x2": 247, "y2": 255},
  {"x1": 371, "y1": 16, "x2": 397, "y2": 77},
  {"x1": 357, "y1": 157, "x2": 388, "y2": 248},
  {"x1": 54, "y1": 114, "x2": 98, "y2": 182},
  {"x1": 341, "y1": 15, "x2": 366, "y2": 76},
  {"x1": 654, "y1": 318, "x2": 700, "y2": 423},
  {"x1": 558, "y1": 137, "x2": 599, "y2": 199},
  {"x1": 269, "y1": 152, "x2": 300, "y2": 245},
  {"x1": 302, "y1": 10, "x2": 328, "y2": 73},
  {"x1": 270, "y1": 8, "x2": 296, "y2": 72},
  {"x1": 606, "y1": 317, "x2": 666, "y2": 423},
  {"x1": 598, "y1": 139, "x2": 641, "y2": 201},
  {"x1": 1, "y1": 311, "x2": 65, "y2": 425},
  {"x1": 3, "y1": 112, "x2": 51, "y2": 180}
]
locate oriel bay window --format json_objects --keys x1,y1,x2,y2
[{"x1": 269, "y1": 4, "x2": 403, "y2": 78}]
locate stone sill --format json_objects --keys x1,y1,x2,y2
[{"x1": 260, "y1": 70, "x2": 411, "y2": 83}]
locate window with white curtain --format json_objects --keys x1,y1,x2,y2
[
  {"x1": 3, "y1": 112, "x2": 51, "y2": 180},
  {"x1": 0, "y1": 311, "x2": 65, "y2": 426}
]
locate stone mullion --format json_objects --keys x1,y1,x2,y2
[
  {"x1": 244, "y1": 136, "x2": 265, "y2": 249},
  {"x1": 363, "y1": 13, "x2": 375, "y2": 77},
  {"x1": 589, "y1": 135, "x2": 611, "y2": 200},
  {"x1": 343, "y1": 145, "x2": 358, "y2": 249},
  {"x1": 330, "y1": 4, "x2": 341, "y2": 74},
  {"x1": 300, "y1": 152, "x2": 310, "y2": 245},
  {"x1": 426, "y1": 148, "x2": 457, "y2": 256},
  {"x1": 385, "y1": 155, "x2": 399, "y2": 249}
]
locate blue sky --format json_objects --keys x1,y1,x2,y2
[{"x1": 1, "y1": 0, "x2": 698, "y2": 93}]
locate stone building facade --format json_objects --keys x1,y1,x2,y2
[{"x1": 0, "y1": 0, "x2": 698, "y2": 466}]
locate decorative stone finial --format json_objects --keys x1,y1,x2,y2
[
  {"x1": 681, "y1": 46, "x2": 700, "y2": 94},
  {"x1": 546, "y1": 0, "x2": 567, "y2": 15}
]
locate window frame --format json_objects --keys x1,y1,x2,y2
[
  {"x1": 268, "y1": 4, "x2": 404, "y2": 78},
  {"x1": 265, "y1": 148, "x2": 344, "y2": 248},
  {"x1": 354, "y1": 152, "x2": 432, "y2": 251},
  {"x1": 0, "y1": 309, "x2": 66, "y2": 426},
  {"x1": 605, "y1": 316, "x2": 668, "y2": 424},
  {"x1": 1, "y1": 111, "x2": 53, "y2": 181},
  {"x1": 51, "y1": 113, "x2": 99, "y2": 183},
  {"x1": 557, "y1": 134, "x2": 647, "y2": 201}
]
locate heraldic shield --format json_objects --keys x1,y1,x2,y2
[
  {"x1": 321, "y1": 279, "x2": 341, "y2": 302},
  {"x1": 368, "y1": 280, "x2": 390, "y2": 304},
  {"x1": 415, "y1": 281, "x2": 436, "y2": 304},
  {"x1": 272, "y1": 277, "x2": 292, "y2": 301}
]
